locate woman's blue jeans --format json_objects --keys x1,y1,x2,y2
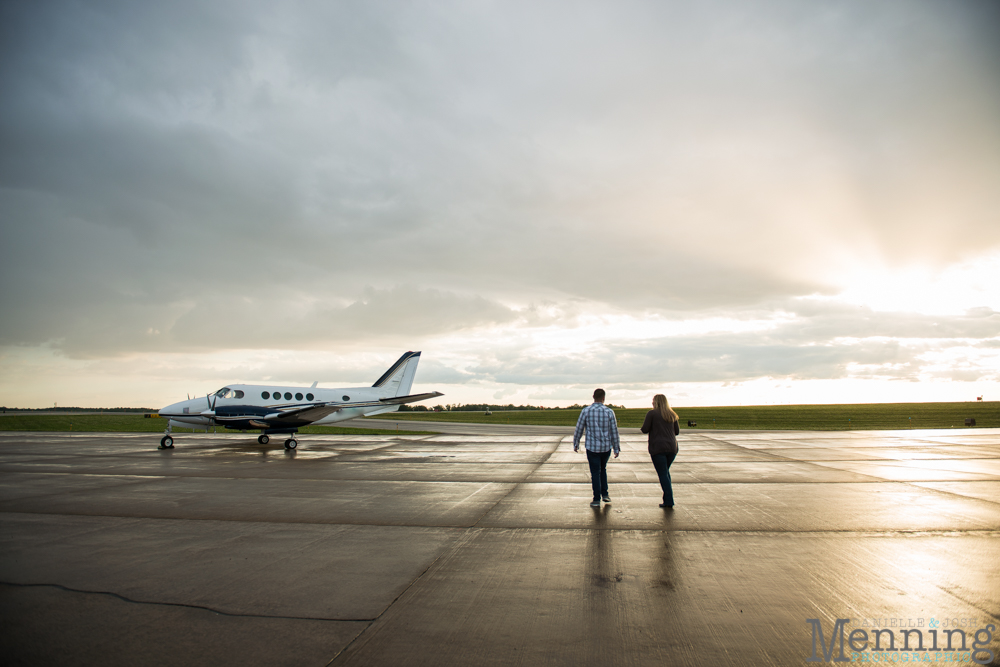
[{"x1": 650, "y1": 450, "x2": 677, "y2": 506}]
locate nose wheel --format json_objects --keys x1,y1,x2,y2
[
  {"x1": 258, "y1": 434, "x2": 269, "y2": 444},
  {"x1": 284, "y1": 438, "x2": 297, "y2": 450},
  {"x1": 159, "y1": 435, "x2": 174, "y2": 449}
]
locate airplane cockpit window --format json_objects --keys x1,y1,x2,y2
[{"x1": 212, "y1": 388, "x2": 244, "y2": 400}]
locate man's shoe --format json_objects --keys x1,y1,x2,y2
[
  {"x1": 659, "y1": 503, "x2": 673, "y2": 508},
  {"x1": 590, "y1": 500, "x2": 601, "y2": 507},
  {"x1": 602, "y1": 495, "x2": 611, "y2": 503}
]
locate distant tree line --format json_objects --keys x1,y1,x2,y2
[
  {"x1": 400, "y1": 403, "x2": 626, "y2": 412},
  {"x1": 0, "y1": 407, "x2": 155, "y2": 413}
]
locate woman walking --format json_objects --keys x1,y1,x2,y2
[{"x1": 641, "y1": 394, "x2": 680, "y2": 508}]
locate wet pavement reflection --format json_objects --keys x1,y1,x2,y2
[{"x1": 1, "y1": 428, "x2": 998, "y2": 665}]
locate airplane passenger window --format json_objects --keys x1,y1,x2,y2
[
  {"x1": 262, "y1": 391, "x2": 270, "y2": 399},
  {"x1": 284, "y1": 392, "x2": 292, "y2": 400},
  {"x1": 235, "y1": 390, "x2": 244, "y2": 399},
  {"x1": 295, "y1": 393, "x2": 303, "y2": 401},
  {"x1": 342, "y1": 395, "x2": 350, "y2": 401},
  {"x1": 306, "y1": 393, "x2": 314, "y2": 401}
]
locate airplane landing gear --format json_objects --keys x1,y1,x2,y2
[
  {"x1": 258, "y1": 434, "x2": 269, "y2": 445},
  {"x1": 284, "y1": 438, "x2": 297, "y2": 450},
  {"x1": 159, "y1": 422, "x2": 175, "y2": 449}
]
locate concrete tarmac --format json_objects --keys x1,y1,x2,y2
[
  {"x1": 1, "y1": 427, "x2": 998, "y2": 666},
  {"x1": 341, "y1": 416, "x2": 586, "y2": 435}
]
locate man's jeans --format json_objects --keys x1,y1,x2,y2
[{"x1": 586, "y1": 449, "x2": 611, "y2": 500}]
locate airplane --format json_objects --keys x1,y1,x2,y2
[{"x1": 156, "y1": 351, "x2": 442, "y2": 450}]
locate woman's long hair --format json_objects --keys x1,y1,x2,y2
[{"x1": 653, "y1": 394, "x2": 679, "y2": 422}]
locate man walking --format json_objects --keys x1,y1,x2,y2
[{"x1": 573, "y1": 388, "x2": 621, "y2": 507}]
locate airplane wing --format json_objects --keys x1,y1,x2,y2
[
  {"x1": 378, "y1": 391, "x2": 444, "y2": 405},
  {"x1": 253, "y1": 392, "x2": 441, "y2": 426},
  {"x1": 265, "y1": 403, "x2": 343, "y2": 423}
]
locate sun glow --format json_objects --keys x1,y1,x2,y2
[{"x1": 827, "y1": 253, "x2": 1000, "y2": 316}]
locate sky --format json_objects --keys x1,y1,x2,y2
[{"x1": 1, "y1": 0, "x2": 999, "y2": 409}]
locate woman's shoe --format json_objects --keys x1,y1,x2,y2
[{"x1": 659, "y1": 503, "x2": 673, "y2": 508}]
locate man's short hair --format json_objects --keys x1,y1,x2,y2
[{"x1": 593, "y1": 388, "x2": 606, "y2": 401}]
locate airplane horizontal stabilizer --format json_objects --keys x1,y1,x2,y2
[{"x1": 378, "y1": 391, "x2": 444, "y2": 405}]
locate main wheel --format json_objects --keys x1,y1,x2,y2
[
  {"x1": 284, "y1": 438, "x2": 297, "y2": 450},
  {"x1": 160, "y1": 435, "x2": 174, "y2": 449},
  {"x1": 258, "y1": 434, "x2": 269, "y2": 444}
]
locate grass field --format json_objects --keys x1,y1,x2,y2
[
  {"x1": 368, "y1": 401, "x2": 1000, "y2": 431},
  {"x1": 1, "y1": 402, "x2": 996, "y2": 432},
  {"x1": 0, "y1": 414, "x2": 431, "y2": 436}
]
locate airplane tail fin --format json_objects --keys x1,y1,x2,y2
[{"x1": 372, "y1": 351, "x2": 422, "y2": 397}]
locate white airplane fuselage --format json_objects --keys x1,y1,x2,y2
[{"x1": 161, "y1": 384, "x2": 397, "y2": 431}]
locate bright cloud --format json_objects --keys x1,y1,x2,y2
[{"x1": 828, "y1": 252, "x2": 1000, "y2": 316}]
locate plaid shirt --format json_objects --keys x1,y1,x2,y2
[{"x1": 573, "y1": 402, "x2": 621, "y2": 454}]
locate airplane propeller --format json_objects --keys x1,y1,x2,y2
[{"x1": 201, "y1": 392, "x2": 218, "y2": 419}]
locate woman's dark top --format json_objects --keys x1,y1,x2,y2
[{"x1": 640, "y1": 410, "x2": 679, "y2": 456}]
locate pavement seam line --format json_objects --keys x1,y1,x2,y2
[
  {"x1": 323, "y1": 532, "x2": 476, "y2": 666},
  {"x1": 933, "y1": 583, "x2": 1000, "y2": 622},
  {"x1": 468, "y1": 438, "x2": 565, "y2": 528},
  {"x1": 5, "y1": 510, "x2": 1000, "y2": 535},
  {"x1": 900, "y1": 480, "x2": 1000, "y2": 508},
  {"x1": 321, "y1": 440, "x2": 558, "y2": 663},
  {"x1": 0, "y1": 581, "x2": 373, "y2": 622}
]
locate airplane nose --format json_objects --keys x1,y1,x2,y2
[{"x1": 160, "y1": 400, "x2": 186, "y2": 414}]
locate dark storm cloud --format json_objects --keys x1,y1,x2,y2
[
  {"x1": 1, "y1": 282, "x2": 515, "y2": 358},
  {"x1": 169, "y1": 285, "x2": 516, "y2": 350},
  {"x1": 2, "y1": 0, "x2": 999, "y2": 362}
]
